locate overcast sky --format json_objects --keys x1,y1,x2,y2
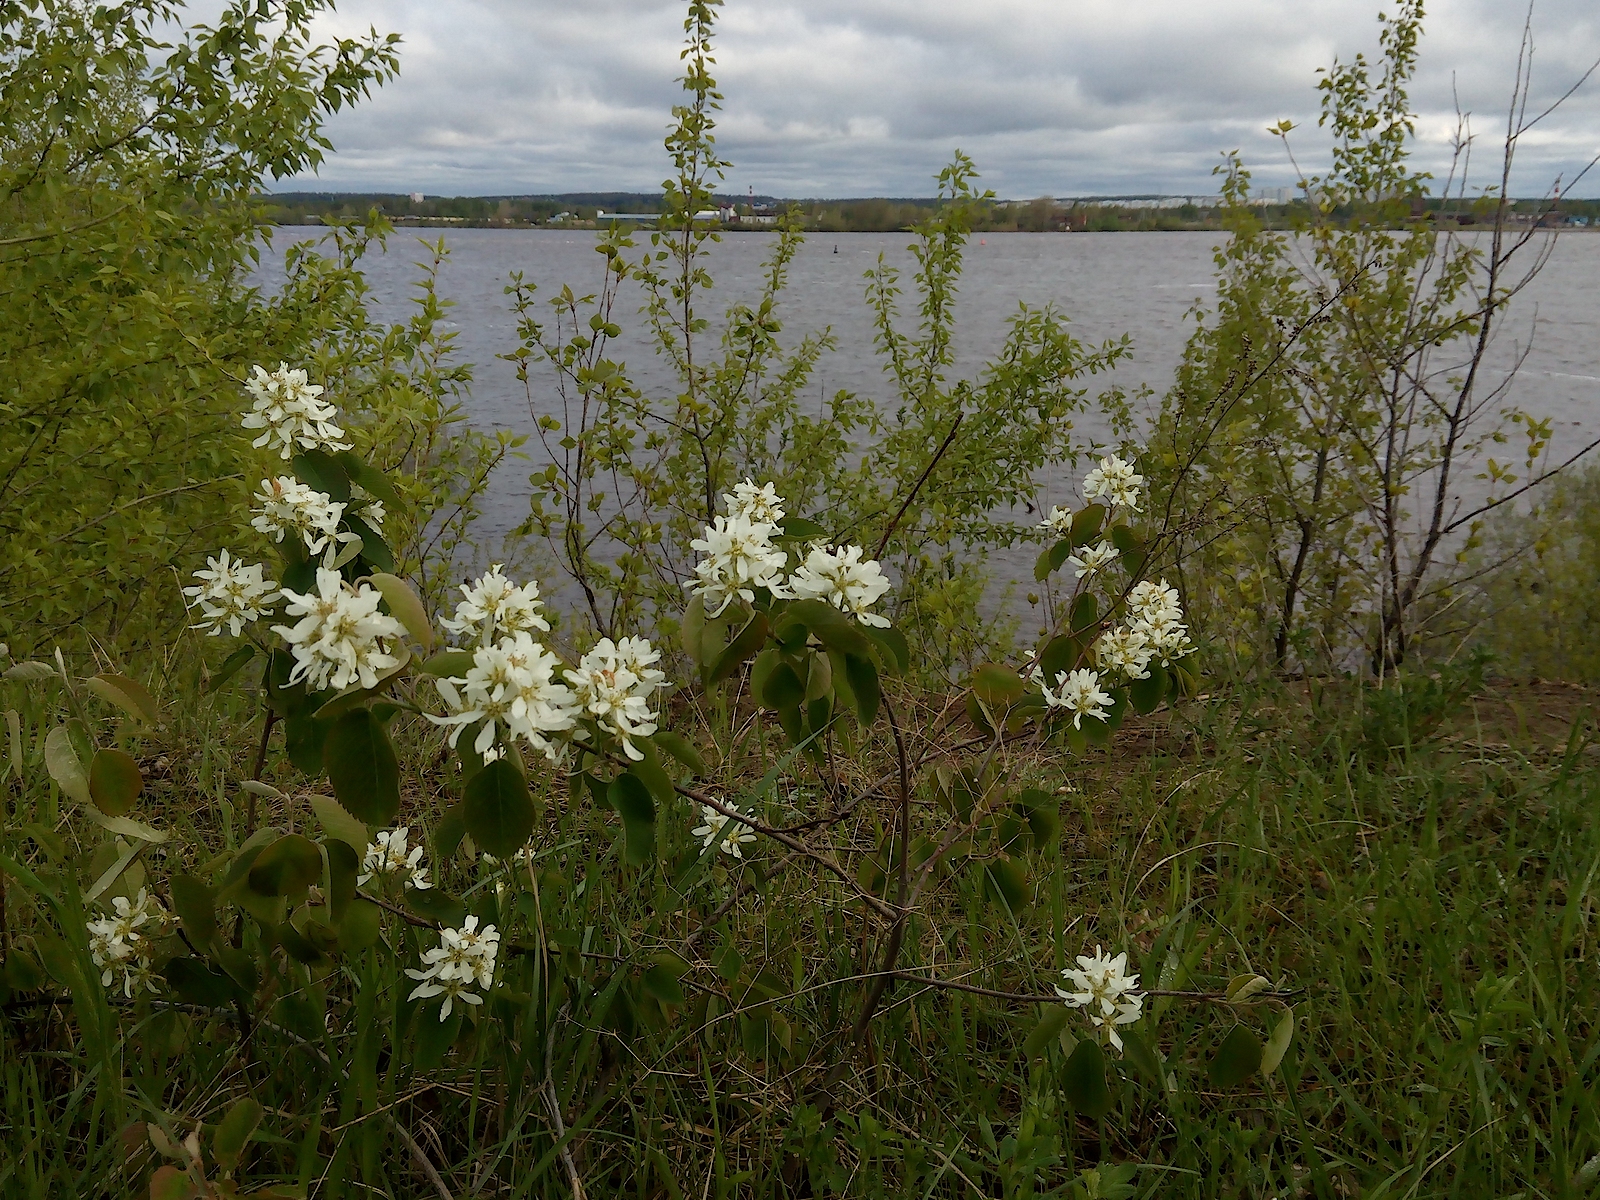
[{"x1": 277, "y1": 0, "x2": 1600, "y2": 199}]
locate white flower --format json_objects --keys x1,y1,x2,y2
[
  {"x1": 249, "y1": 476, "x2": 352, "y2": 563},
  {"x1": 359, "y1": 827, "x2": 433, "y2": 890},
  {"x1": 1067, "y1": 540, "x2": 1119, "y2": 580},
  {"x1": 1037, "y1": 505, "x2": 1074, "y2": 536},
  {"x1": 431, "y1": 633, "x2": 579, "y2": 761},
  {"x1": 272, "y1": 568, "x2": 408, "y2": 693},
  {"x1": 86, "y1": 889, "x2": 167, "y2": 996},
  {"x1": 441, "y1": 564, "x2": 550, "y2": 645},
  {"x1": 787, "y1": 544, "x2": 892, "y2": 627},
  {"x1": 1126, "y1": 579, "x2": 1182, "y2": 628},
  {"x1": 406, "y1": 915, "x2": 500, "y2": 1019},
  {"x1": 566, "y1": 637, "x2": 665, "y2": 761},
  {"x1": 1055, "y1": 945, "x2": 1146, "y2": 1052},
  {"x1": 691, "y1": 802, "x2": 758, "y2": 859},
  {"x1": 1094, "y1": 626, "x2": 1154, "y2": 681},
  {"x1": 725, "y1": 479, "x2": 786, "y2": 526},
  {"x1": 1124, "y1": 579, "x2": 1194, "y2": 666},
  {"x1": 1036, "y1": 666, "x2": 1114, "y2": 728},
  {"x1": 183, "y1": 549, "x2": 279, "y2": 637},
  {"x1": 351, "y1": 486, "x2": 385, "y2": 531},
  {"x1": 689, "y1": 514, "x2": 790, "y2": 618},
  {"x1": 1082, "y1": 454, "x2": 1144, "y2": 512},
  {"x1": 241, "y1": 363, "x2": 351, "y2": 459}
]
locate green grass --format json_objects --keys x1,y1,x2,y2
[{"x1": 2, "y1": 666, "x2": 1598, "y2": 1198}]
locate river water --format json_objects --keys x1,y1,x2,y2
[{"x1": 257, "y1": 227, "x2": 1600, "y2": 596}]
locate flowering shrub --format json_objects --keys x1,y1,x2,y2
[{"x1": 0, "y1": 367, "x2": 1295, "y2": 1195}]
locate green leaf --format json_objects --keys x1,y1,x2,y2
[
  {"x1": 308, "y1": 794, "x2": 369, "y2": 853},
  {"x1": 652, "y1": 731, "x2": 706, "y2": 777},
  {"x1": 1108, "y1": 523, "x2": 1143, "y2": 554},
  {"x1": 412, "y1": 1004, "x2": 464, "y2": 1071},
  {"x1": 366, "y1": 573, "x2": 432, "y2": 650},
  {"x1": 335, "y1": 451, "x2": 400, "y2": 505},
  {"x1": 338, "y1": 898, "x2": 383, "y2": 951},
  {"x1": 862, "y1": 624, "x2": 910, "y2": 675},
  {"x1": 149, "y1": 1164, "x2": 196, "y2": 1200},
  {"x1": 608, "y1": 773, "x2": 657, "y2": 867},
  {"x1": 433, "y1": 801, "x2": 468, "y2": 861},
  {"x1": 3, "y1": 948, "x2": 45, "y2": 992},
  {"x1": 1060, "y1": 1036, "x2": 1112, "y2": 1117},
  {"x1": 1069, "y1": 504, "x2": 1106, "y2": 546},
  {"x1": 776, "y1": 515, "x2": 828, "y2": 539},
  {"x1": 419, "y1": 650, "x2": 475, "y2": 678},
  {"x1": 344, "y1": 514, "x2": 394, "y2": 572},
  {"x1": 1038, "y1": 634, "x2": 1080, "y2": 681},
  {"x1": 1024, "y1": 1004, "x2": 1072, "y2": 1059},
  {"x1": 782, "y1": 599, "x2": 871, "y2": 658},
  {"x1": 212, "y1": 1097, "x2": 263, "y2": 1175},
  {"x1": 406, "y1": 888, "x2": 468, "y2": 927},
  {"x1": 709, "y1": 612, "x2": 769, "y2": 684},
  {"x1": 292, "y1": 449, "x2": 350, "y2": 502},
  {"x1": 843, "y1": 653, "x2": 880, "y2": 725},
  {"x1": 631, "y1": 743, "x2": 676, "y2": 810},
  {"x1": 85, "y1": 674, "x2": 161, "y2": 727},
  {"x1": 680, "y1": 594, "x2": 709, "y2": 667},
  {"x1": 284, "y1": 716, "x2": 326, "y2": 774},
  {"x1": 1014, "y1": 789, "x2": 1060, "y2": 848},
  {"x1": 43, "y1": 726, "x2": 90, "y2": 805},
  {"x1": 169, "y1": 875, "x2": 217, "y2": 951},
  {"x1": 1069, "y1": 591, "x2": 1099, "y2": 635},
  {"x1": 463, "y1": 758, "x2": 534, "y2": 858},
  {"x1": 88, "y1": 748, "x2": 142, "y2": 817},
  {"x1": 322, "y1": 709, "x2": 400, "y2": 826},
  {"x1": 760, "y1": 660, "x2": 804, "y2": 710},
  {"x1": 247, "y1": 834, "x2": 323, "y2": 900},
  {"x1": 2, "y1": 661, "x2": 56, "y2": 682},
  {"x1": 325, "y1": 838, "x2": 359, "y2": 922},
  {"x1": 1128, "y1": 663, "x2": 1168, "y2": 715},
  {"x1": 980, "y1": 857, "x2": 1029, "y2": 912},
  {"x1": 164, "y1": 957, "x2": 235, "y2": 1008},
  {"x1": 1209, "y1": 1024, "x2": 1265, "y2": 1087},
  {"x1": 972, "y1": 663, "x2": 1027, "y2": 708},
  {"x1": 642, "y1": 962, "x2": 686, "y2": 1006},
  {"x1": 209, "y1": 643, "x2": 258, "y2": 690},
  {"x1": 1121, "y1": 1028, "x2": 1166, "y2": 1089},
  {"x1": 1261, "y1": 1008, "x2": 1295, "y2": 1077}
]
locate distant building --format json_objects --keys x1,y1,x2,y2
[{"x1": 409, "y1": 192, "x2": 425, "y2": 204}]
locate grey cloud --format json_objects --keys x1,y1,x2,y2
[{"x1": 282, "y1": 0, "x2": 1600, "y2": 197}]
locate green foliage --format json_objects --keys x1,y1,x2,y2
[
  {"x1": 0, "y1": 0, "x2": 399, "y2": 651},
  {"x1": 506, "y1": 10, "x2": 1132, "y2": 670},
  {"x1": 1151, "y1": 0, "x2": 1562, "y2": 674},
  {"x1": 1471, "y1": 461, "x2": 1600, "y2": 682}
]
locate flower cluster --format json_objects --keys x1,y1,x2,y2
[
  {"x1": 1055, "y1": 945, "x2": 1146, "y2": 1052},
  {"x1": 689, "y1": 513, "x2": 791, "y2": 618},
  {"x1": 250, "y1": 476, "x2": 352, "y2": 564},
  {"x1": 692, "y1": 802, "x2": 758, "y2": 859},
  {"x1": 1067, "y1": 540, "x2": 1119, "y2": 581},
  {"x1": 789, "y1": 543, "x2": 892, "y2": 627},
  {"x1": 405, "y1": 916, "x2": 500, "y2": 1020},
  {"x1": 567, "y1": 636, "x2": 667, "y2": 761},
  {"x1": 358, "y1": 827, "x2": 433, "y2": 890},
  {"x1": 1082, "y1": 453, "x2": 1144, "y2": 512},
  {"x1": 431, "y1": 630, "x2": 578, "y2": 761},
  {"x1": 242, "y1": 363, "x2": 351, "y2": 459},
  {"x1": 183, "y1": 549, "x2": 279, "y2": 637},
  {"x1": 689, "y1": 480, "x2": 893, "y2": 628},
  {"x1": 273, "y1": 567, "x2": 409, "y2": 692},
  {"x1": 440, "y1": 564, "x2": 550, "y2": 645},
  {"x1": 86, "y1": 889, "x2": 168, "y2": 997},
  {"x1": 1035, "y1": 666, "x2": 1115, "y2": 728}
]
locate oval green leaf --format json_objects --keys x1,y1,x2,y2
[
  {"x1": 88, "y1": 748, "x2": 142, "y2": 817},
  {"x1": 1060, "y1": 1036, "x2": 1112, "y2": 1117},
  {"x1": 1209, "y1": 1023, "x2": 1265, "y2": 1088},
  {"x1": 463, "y1": 758, "x2": 535, "y2": 859},
  {"x1": 323, "y1": 709, "x2": 400, "y2": 826}
]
